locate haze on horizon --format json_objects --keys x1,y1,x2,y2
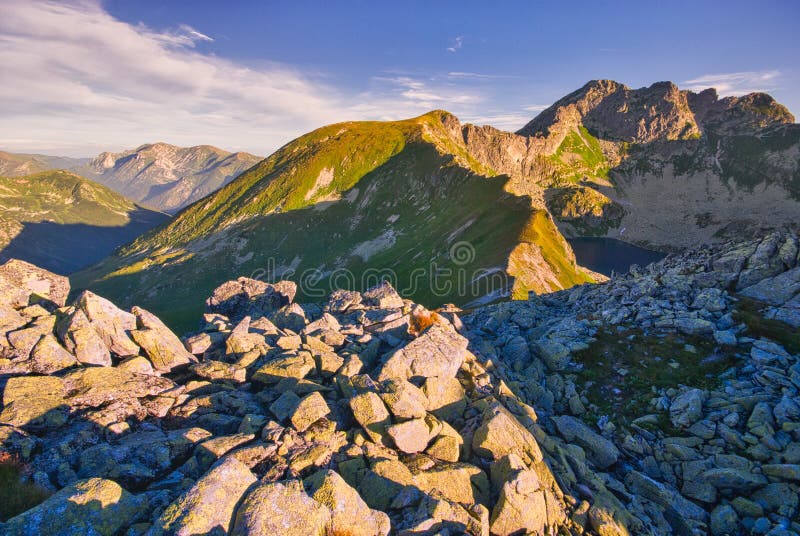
[{"x1": 1, "y1": 0, "x2": 798, "y2": 158}]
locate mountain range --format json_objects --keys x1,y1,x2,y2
[
  {"x1": 71, "y1": 80, "x2": 800, "y2": 332},
  {"x1": 0, "y1": 143, "x2": 262, "y2": 213}
]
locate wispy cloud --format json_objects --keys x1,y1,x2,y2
[
  {"x1": 682, "y1": 70, "x2": 781, "y2": 96},
  {"x1": 0, "y1": 0, "x2": 351, "y2": 156},
  {"x1": 0, "y1": 1, "x2": 529, "y2": 157},
  {"x1": 367, "y1": 76, "x2": 482, "y2": 108},
  {"x1": 523, "y1": 104, "x2": 550, "y2": 113},
  {"x1": 447, "y1": 72, "x2": 519, "y2": 80},
  {"x1": 446, "y1": 36, "x2": 463, "y2": 53},
  {"x1": 461, "y1": 113, "x2": 531, "y2": 131}
]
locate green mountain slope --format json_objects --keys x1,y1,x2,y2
[
  {"x1": 0, "y1": 151, "x2": 89, "y2": 177},
  {"x1": 74, "y1": 112, "x2": 595, "y2": 331},
  {"x1": 0, "y1": 170, "x2": 169, "y2": 274}
]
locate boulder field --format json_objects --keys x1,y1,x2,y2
[{"x1": 0, "y1": 230, "x2": 799, "y2": 535}]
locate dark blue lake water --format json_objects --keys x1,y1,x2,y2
[{"x1": 568, "y1": 237, "x2": 667, "y2": 276}]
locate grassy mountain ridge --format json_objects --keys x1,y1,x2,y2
[
  {"x1": 0, "y1": 151, "x2": 89, "y2": 177},
  {"x1": 74, "y1": 112, "x2": 594, "y2": 331},
  {"x1": 0, "y1": 170, "x2": 169, "y2": 273}
]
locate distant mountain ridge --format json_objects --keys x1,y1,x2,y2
[
  {"x1": 0, "y1": 170, "x2": 168, "y2": 273},
  {"x1": 76, "y1": 143, "x2": 262, "y2": 213},
  {"x1": 0, "y1": 151, "x2": 89, "y2": 177},
  {"x1": 0, "y1": 143, "x2": 262, "y2": 213}
]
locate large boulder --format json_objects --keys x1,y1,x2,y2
[
  {"x1": 377, "y1": 324, "x2": 468, "y2": 382},
  {"x1": 231, "y1": 479, "x2": 330, "y2": 536},
  {"x1": 552, "y1": 415, "x2": 620, "y2": 469},
  {"x1": 29, "y1": 334, "x2": 78, "y2": 374},
  {"x1": 151, "y1": 457, "x2": 257, "y2": 536},
  {"x1": 490, "y1": 468, "x2": 547, "y2": 536},
  {"x1": 0, "y1": 258, "x2": 70, "y2": 308},
  {"x1": 362, "y1": 281, "x2": 404, "y2": 308},
  {"x1": 0, "y1": 375, "x2": 68, "y2": 430},
  {"x1": 206, "y1": 277, "x2": 297, "y2": 321},
  {"x1": 379, "y1": 378, "x2": 428, "y2": 420},
  {"x1": 349, "y1": 391, "x2": 392, "y2": 444},
  {"x1": 130, "y1": 306, "x2": 197, "y2": 372},
  {"x1": 61, "y1": 366, "x2": 176, "y2": 408},
  {"x1": 305, "y1": 469, "x2": 391, "y2": 536},
  {"x1": 670, "y1": 389, "x2": 706, "y2": 429},
  {"x1": 472, "y1": 403, "x2": 543, "y2": 465},
  {"x1": 2, "y1": 478, "x2": 145, "y2": 536},
  {"x1": 290, "y1": 392, "x2": 330, "y2": 432},
  {"x1": 75, "y1": 291, "x2": 139, "y2": 357},
  {"x1": 57, "y1": 308, "x2": 111, "y2": 366}
]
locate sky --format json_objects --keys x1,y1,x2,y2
[{"x1": 1, "y1": 0, "x2": 798, "y2": 157}]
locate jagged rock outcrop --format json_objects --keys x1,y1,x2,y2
[{"x1": 2, "y1": 229, "x2": 800, "y2": 534}]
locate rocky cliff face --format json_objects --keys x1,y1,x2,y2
[
  {"x1": 459, "y1": 80, "x2": 800, "y2": 248},
  {"x1": 1, "y1": 228, "x2": 799, "y2": 534},
  {"x1": 76, "y1": 143, "x2": 262, "y2": 213}
]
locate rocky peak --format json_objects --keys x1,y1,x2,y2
[{"x1": 518, "y1": 79, "x2": 795, "y2": 144}]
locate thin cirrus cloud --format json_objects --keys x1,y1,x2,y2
[
  {"x1": 0, "y1": 1, "x2": 498, "y2": 157},
  {"x1": 682, "y1": 70, "x2": 781, "y2": 96},
  {"x1": 0, "y1": 1, "x2": 541, "y2": 157},
  {"x1": 447, "y1": 36, "x2": 464, "y2": 53}
]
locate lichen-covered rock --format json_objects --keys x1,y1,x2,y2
[
  {"x1": 131, "y1": 306, "x2": 197, "y2": 372},
  {"x1": 422, "y1": 375, "x2": 466, "y2": 420},
  {"x1": 669, "y1": 388, "x2": 706, "y2": 428},
  {"x1": 2, "y1": 477, "x2": 145, "y2": 536},
  {"x1": 362, "y1": 281, "x2": 404, "y2": 308},
  {"x1": 151, "y1": 457, "x2": 257, "y2": 536},
  {"x1": 29, "y1": 333, "x2": 78, "y2": 374},
  {"x1": 206, "y1": 277, "x2": 296, "y2": 322},
  {"x1": 552, "y1": 415, "x2": 619, "y2": 469},
  {"x1": 358, "y1": 458, "x2": 416, "y2": 511},
  {"x1": 414, "y1": 462, "x2": 490, "y2": 505},
  {"x1": 378, "y1": 324, "x2": 468, "y2": 382},
  {"x1": 62, "y1": 366, "x2": 176, "y2": 408},
  {"x1": 57, "y1": 307, "x2": 111, "y2": 366},
  {"x1": 379, "y1": 378, "x2": 428, "y2": 419},
  {"x1": 0, "y1": 258, "x2": 70, "y2": 307},
  {"x1": 191, "y1": 360, "x2": 247, "y2": 383},
  {"x1": 349, "y1": 391, "x2": 391, "y2": 444},
  {"x1": 290, "y1": 391, "x2": 329, "y2": 432},
  {"x1": 0, "y1": 375, "x2": 67, "y2": 429},
  {"x1": 76, "y1": 290, "x2": 139, "y2": 356},
  {"x1": 387, "y1": 418, "x2": 430, "y2": 453},
  {"x1": 305, "y1": 469, "x2": 391, "y2": 536},
  {"x1": 252, "y1": 351, "x2": 315, "y2": 383},
  {"x1": 231, "y1": 479, "x2": 330, "y2": 536},
  {"x1": 490, "y1": 468, "x2": 547, "y2": 536},
  {"x1": 472, "y1": 403, "x2": 543, "y2": 465}
]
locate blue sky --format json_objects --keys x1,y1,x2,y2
[{"x1": 2, "y1": 0, "x2": 798, "y2": 156}]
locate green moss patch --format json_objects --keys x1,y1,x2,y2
[
  {"x1": 734, "y1": 297, "x2": 800, "y2": 354},
  {"x1": 573, "y1": 327, "x2": 741, "y2": 426},
  {"x1": 0, "y1": 454, "x2": 51, "y2": 521}
]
